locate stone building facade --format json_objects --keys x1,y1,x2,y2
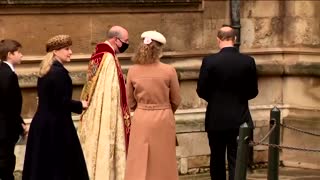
[{"x1": 0, "y1": 0, "x2": 319, "y2": 175}]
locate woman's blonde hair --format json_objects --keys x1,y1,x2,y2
[
  {"x1": 39, "y1": 52, "x2": 54, "y2": 77},
  {"x1": 131, "y1": 40, "x2": 163, "y2": 64},
  {"x1": 39, "y1": 34, "x2": 72, "y2": 77}
]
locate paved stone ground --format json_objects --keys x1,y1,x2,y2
[
  {"x1": 13, "y1": 168, "x2": 320, "y2": 180},
  {"x1": 179, "y1": 168, "x2": 320, "y2": 180}
]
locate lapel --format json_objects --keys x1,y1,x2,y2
[
  {"x1": 0, "y1": 61, "x2": 22, "y2": 103},
  {"x1": 0, "y1": 62, "x2": 19, "y2": 84},
  {"x1": 0, "y1": 61, "x2": 13, "y2": 72}
]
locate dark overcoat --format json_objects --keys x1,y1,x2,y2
[
  {"x1": 0, "y1": 61, "x2": 24, "y2": 170},
  {"x1": 22, "y1": 60, "x2": 89, "y2": 180},
  {"x1": 0, "y1": 61, "x2": 24, "y2": 143},
  {"x1": 197, "y1": 47, "x2": 259, "y2": 131}
]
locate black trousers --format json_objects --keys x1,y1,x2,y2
[
  {"x1": 0, "y1": 143, "x2": 16, "y2": 180},
  {"x1": 207, "y1": 129, "x2": 239, "y2": 180}
]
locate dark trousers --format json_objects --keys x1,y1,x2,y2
[
  {"x1": 0, "y1": 143, "x2": 16, "y2": 180},
  {"x1": 207, "y1": 129, "x2": 239, "y2": 180}
]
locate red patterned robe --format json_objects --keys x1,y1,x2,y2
[{"x1": 78, "y1": 42, "x2": 131, "y2": 180}]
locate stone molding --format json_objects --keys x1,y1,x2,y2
[
  {"x1": 0, "y1": 0, "x2": 203, "y2": 14},
  {"x1": 16, "y1": 48, "x2": 320, "y2": 88},
  {"x1": 283, "y1": 161, "x2": 320, "y2": 170},
  {"x1": 22, "y1": 104, "x2": 320, "y2": 125},
  {"x1": 0, "y1": 0, "x2": 202, "y2": 6}
]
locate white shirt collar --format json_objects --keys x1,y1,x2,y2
[{"x1": 3, "y1": 61, "x2": 15, "y2": 72}]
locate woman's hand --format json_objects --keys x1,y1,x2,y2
[{"x1": 81, "y1": 100, "x2": 89, "y2": 109}]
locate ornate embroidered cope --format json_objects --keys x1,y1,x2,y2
[
  {"x1": 79, "y1": 42, "x2": 131, "y2": 180},
  {"x1": 81, "y1": 42, "x2": 131, "y2": 151}
]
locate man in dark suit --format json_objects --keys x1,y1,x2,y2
[
  {"x1": 197, "y1": 25, "x2": 258, "y2": 180},
  {"x1": 0, "y1": 39, "x2": 26, "y2": 180}
]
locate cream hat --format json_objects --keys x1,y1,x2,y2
[{"x1": 141, "y1": 30, "x2": 166, "y2": 45}]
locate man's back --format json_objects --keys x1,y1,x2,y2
[{"x1": 197, "y1": 47, "x2": 258, "y2": 131}]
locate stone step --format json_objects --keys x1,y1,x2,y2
[
  {"x1": 14, "y1": 168, "x2": 320, "y2": 180},
  {"x1": 179, "y1": 168, "x2": 320, "y2": 180}
]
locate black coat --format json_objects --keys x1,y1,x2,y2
[
  {"x1": 0, "y1": 61, "x2": 24, "y2": 143},
  {"x1": 22, "y1": 60, "x2": 89, "y2": 180},
  {"x1": 197, "y1": 47, "x2": 258, "y2": 131}
]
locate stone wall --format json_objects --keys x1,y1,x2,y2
[{"x1": 0, "y1": 0, "x2": 319, "y2": 175}]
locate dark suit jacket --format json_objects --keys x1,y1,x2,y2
[
  {"x1": 197, "y1": 47, "x2": 258, "y2": 131},
  {"x1": 0, "y1": 61, "x2": 24, "y2": 143}
]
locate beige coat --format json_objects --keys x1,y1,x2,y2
[{"x1": 125, "y1": 62, "x2": 181, "y2": 180}]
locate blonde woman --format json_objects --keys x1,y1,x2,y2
[
  {"x1": 125, "y1": 31, "x2": 181, "y2": 180},
  {"x1": 22, "y1": 35, "x2": 89, "y2": 180}
]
